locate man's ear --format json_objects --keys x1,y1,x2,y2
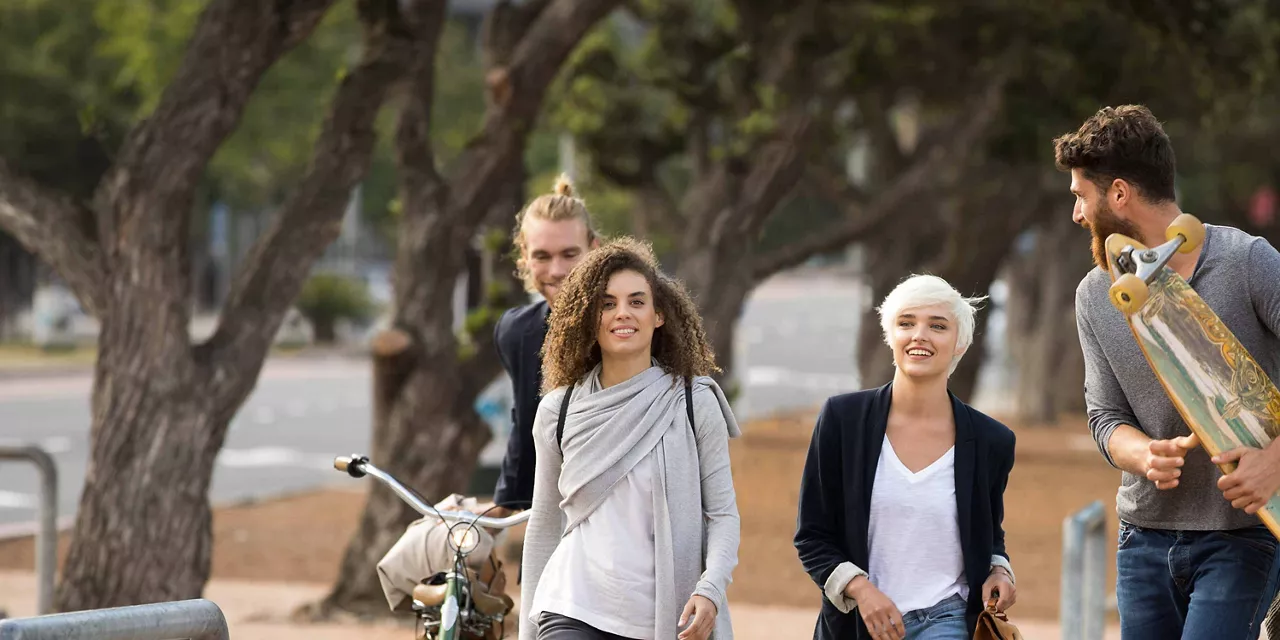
[{"x1": 1111, "y1": 178, "x2": 1132, "y2": 209}]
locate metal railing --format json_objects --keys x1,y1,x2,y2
[
  {"x1": 0, "y1": 445, "x2": 57, "y2": 615},
  {"x1": 0, "y1": 599, "x2": 228, "y2": 640},
  {"x1": 1061, "y1": 500, "x2": 1109, "y2": 640}
]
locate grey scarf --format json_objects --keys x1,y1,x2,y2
[{"x1": 520, "y1": 362, "x2": 742, "y2": 640}]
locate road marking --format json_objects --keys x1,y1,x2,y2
[
  {"x1": 217, "y1": 447, "x2": 336, "y2": 470},
  {"x1": 744, "y1": 366, "x2": 858, "y2": 391},
  {"x1": 39, "y1": 436, "x2": 72, "y2": 454},
  {"x1": 0, "y1": 491, "x2": 37, "y2": 509}
]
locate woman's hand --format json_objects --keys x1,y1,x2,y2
[
  {"x1": 846, "y1": 576, "x2": 904, "y2": 640},
  {"x1": 982, "y1": 567, "x2": 1017, "y2": 612},
  {"x1": 677, "y1": 594, "x2": 717, "y2": 640}
]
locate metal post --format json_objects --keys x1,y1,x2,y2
[
  {"x1": 0, "y1": 599, "x2": 228, "y2": 640},
  {"x1": 0, "y1": 446, "x2": 57, "y2": 615},
  {"x1": 1085, "y1": 504, "x2": 1107, "y2": 640},
  {"x1": 1061, "y1": 500, "x2": 1107, "y2": 640},
  {"x1": 1061, "y1": 510, "x2": 1083, "y2": 640}
]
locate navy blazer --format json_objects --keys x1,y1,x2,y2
[
  {"x1": 492, "y1": 300, "x2": 550, "y2": 509},
  {"x1": 794, "y1": 382, "x2": 1016, "y2": 639}
]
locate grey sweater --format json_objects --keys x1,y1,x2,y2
[
  {"x1": 519, "y1": 367, "x2": 741, "y2": 640},
  {"x1": 1075, "y1": 223, "x2": 1280, "y2": 530}
]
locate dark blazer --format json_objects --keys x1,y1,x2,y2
[
  {"x1": 492, "y1": 299, "x2": 550, "y2": 510},
  {"x1": 794, "y1": 382, "x2": 1016, "y2": 639}
]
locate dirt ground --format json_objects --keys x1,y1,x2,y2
[{"x1": 0, "y1": 410, "x2": 1122, "y2": 622}]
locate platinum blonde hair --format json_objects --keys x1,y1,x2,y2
[{"x1": 876, "y1": 274, "x2": 988, "y2": 376}]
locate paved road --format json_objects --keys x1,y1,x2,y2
[
  {"x1": 0, "y1": 273, "x2": 1009, "y2": 532},
  {"x1": 0, "y1": 359, "x2": 375, "y2": 531}
]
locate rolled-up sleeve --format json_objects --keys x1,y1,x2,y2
[{"x1": 795, "y1": 399, "x2": 863, "y2": 611}]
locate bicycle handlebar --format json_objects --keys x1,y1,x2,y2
[{"x1": 333, "y1": 454, "x2": 530, "y2": 529}]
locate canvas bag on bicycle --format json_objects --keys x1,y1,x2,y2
[{"x1": 376, "y1": 493, "x2": 507, "y2": 613}]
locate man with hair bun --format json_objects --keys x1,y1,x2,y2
[{"x1": 485, "y1": 173, "x2": 601, "y2": 519}]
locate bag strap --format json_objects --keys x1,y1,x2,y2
[
  {"x1": 556, "y1": 377, "x2": 698, "y2": 453},
  {"x1": 556, "y1": 382, "x2": 574, "y2": 451},
  {"x1": 684, "y1": 376, "x2": 695, "y2": 431}
]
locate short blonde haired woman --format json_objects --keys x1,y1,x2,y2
[{"x1": 795, "y1": 274, "x2": 1017, "y2": 640}]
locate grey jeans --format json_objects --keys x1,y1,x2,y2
[{"x1": 535, "y1": 613, "x2": 640, "y2": 640}]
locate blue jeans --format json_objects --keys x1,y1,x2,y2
[
  {"x1": 901, "y1": 593, "x2": 969, "y2": 640},
  {"x1": 1116, "y1": 520, "x2": 1280, "y2": 640}
]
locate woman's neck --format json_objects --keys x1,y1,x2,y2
[
  {"x1": 889, "y1": 368, "x2": 952, "y2": 419},
  {"x1": 599, "y1": 350, "x2": 653, "y2": 388}
]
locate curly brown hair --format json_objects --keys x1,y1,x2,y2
[
  {"x1": 540, "y1": 237, "x2": 720, "y2": 392},
  {"x1": 1053, "y1": 105, "x2": 1177, "y2": 203}
]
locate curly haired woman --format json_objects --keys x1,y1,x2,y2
[{"x1": 518, "y1": 237, "x2": 742, "y2": 640}]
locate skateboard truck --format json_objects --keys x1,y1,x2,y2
[
  {"x1": 1108, "y1": 213, "x2": 1205, "y2": 314},
  {"x1": 1114, "y1": 241, "x2": 1182, "y2": 282}
]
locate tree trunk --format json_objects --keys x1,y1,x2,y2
[
  {"x1": 55, "y1": 350, "x2": 234, "y2": 610},
  {"x1": 36, "y1": 1, "x2": 412, "y2": 611},
  {"x1": 317, "y1": 0, "x2": 621, "y2": 615},
  {"x1": 675, "y1": 238, "x2": 756, "y2": 387},
  {"x1": 1004, "y1": 213, "x2": 1093, "y2": 425},
  {"x1": 932, "y1": 176, "x2": 1046, "y2": 404},
  {"x1": 855, "y1": 194, "x2": 944, "y2": 389},
  {"x1": 312, "y1": 317, "x2": 337, "y2": 343},
  {"x1": 948, "y1": 313, "x2": 989, "y2": 404},
  {"x1": 321, "y1": 347, "x2": 499, "y2": 613},
  {"x1": 320, "y1": 170, "x2": 528, "y2": 614}
]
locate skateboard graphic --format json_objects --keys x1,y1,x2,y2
[{"x1": 1105, "y1": 214, "x2": 1280, "y2": 539}]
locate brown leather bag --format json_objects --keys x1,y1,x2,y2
[{"x1": 974, "y1": 596, "x2": 1024, "y2": 640}]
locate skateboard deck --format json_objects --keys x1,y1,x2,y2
[{"x1": 1105, "y1": 223, "x2": 1280, "y2": 539}]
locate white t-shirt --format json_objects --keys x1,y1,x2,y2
[
  {"x1": 530, "y1": 450, "x2": 658, "y2": 638},
  {"x1": 867, "y1": 435, "x2": 968, "y2": 613}
]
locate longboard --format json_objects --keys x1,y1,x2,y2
[{"x1": 1105, "y1": 214, "x2": 1280, "y2": 539}]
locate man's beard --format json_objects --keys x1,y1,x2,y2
[{"x1": 1085, "y1": 202, "x2": 1144, "y2": 270}]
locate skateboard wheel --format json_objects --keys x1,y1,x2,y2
[
  {"x1": 1109, "y1": 273, "x2": 1149, "y2": 314},
  {"x1": 1167, "y1": 213, "x2": 1205, "y2": 253}
]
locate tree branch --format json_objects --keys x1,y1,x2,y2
[
  {"x1": 738, "y1": 108, "x2": 816, "y2": 236},
  {"x1": 750, "y1": 71, "x2": 1010, "y2": 281},
  {"x1": 389, "y1": 0, "x2": 620, "y2": 334},
  {"x1": 447, "y1": 0, "x2": 622, "y2": 219},
  {"x1": 203, "y1": 1, "x2": 420, "y2": 387},
  {"x1": 93, "y1": 0, "x2": 337, "y2": 250},
  {"x1": 0, "y1": 160, "x2": 105, "y2": 316},
  {"x1": 633, "y1": 181, "x2": 685, "y2": 238}
]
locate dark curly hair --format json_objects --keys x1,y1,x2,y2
[
  {"x1": 540, "y1": 237, "x2": 720, "y2": 392},
  {"x1": 1053, "y1": 104, "x2": 1177, "y2": 203}
]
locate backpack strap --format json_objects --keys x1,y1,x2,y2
[
  {"x1": 556, "y1": 382, "x2": 574, "y2": 452},
  {"x1": 684, "y1": 376, "x2": 695, "y2": 434}
]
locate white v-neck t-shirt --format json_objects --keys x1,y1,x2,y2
[{"x1": 867, "y1": 435, "x2": 968, "y2": 613}]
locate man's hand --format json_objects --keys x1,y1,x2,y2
[
  {"x1": 480, "y1": 504, "x2": 514, "y2": 519},
  {"x1": 1145, "y1": 433, "x2": 1200, "y2": 490},
  {"x1": 1213, "y1": 446, "x2": 1280, "y2": 514},
  {"x1": 982, "y1": 567, "x2": 1016, "y2": 612},
  {"x1": 440, "y1": 500, "x2": 512, "y2": 518},
  {"x1": 846, "y1": 576, "x2": 904, "y2": 640}
]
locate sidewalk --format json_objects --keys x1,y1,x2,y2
[{"x1": 0, "y1": 571, "x2": 1117, "y2": 640}]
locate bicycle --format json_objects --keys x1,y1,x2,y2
[{"x1": 334, "y1": 454, "x2": 530, "y2": 640}]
